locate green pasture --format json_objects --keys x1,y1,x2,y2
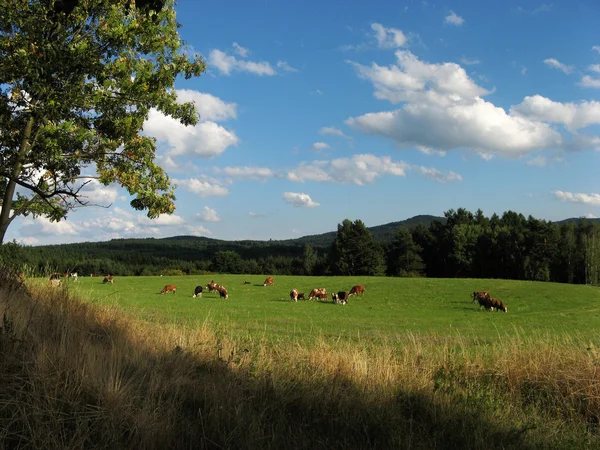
[{"x1": 50, "y1": 274, "x2": 600, "y2": 344}]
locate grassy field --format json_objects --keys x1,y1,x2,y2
[{"x1": 48, "y1": 274, "x2": 600, "y2": 344}]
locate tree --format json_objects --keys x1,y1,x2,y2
[
  {"x1": 386, "y1": 226, "x2": 424, "y2": 277},
  {"x1": 330, "y1": 219, "x2": 385, "y2": 276},
  {"x1": 212, "y1": 251, "x2": 244, "y2": 274},
  {"x1": 0, "y1": 0, "x2": 205, "y2": 243},
  {"x1": 302, "y1": 243, "x2": 317, "y2": 275}
]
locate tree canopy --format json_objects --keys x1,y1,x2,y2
[{"x1": 0, "y1": 0, "x2": 205, "y2": 243}]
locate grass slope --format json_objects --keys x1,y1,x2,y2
[{"x1": 59, "y1": 275, "x2": 600, "y2": 343}]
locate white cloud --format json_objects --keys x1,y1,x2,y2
[
  {"x1": 413, "y1": 166, "x2": 463, "y2": 183},
  {"x1": 589, "y1": 65, "x2": 600, "y2": 74},
  {"x1": 371, "y1": 23, "x2": 408, "y2": 48},
  {"x1": 143, "y1": 90, "x2": 239, "y2": 158},
  {"x1": 543, "y1": 58, "x2": 573, "y2": 75},
  {"x1": 282, "y1": 192, "x2": 320, "y2": 208},
  {"x1": 445, "y1": 11, "x2": 464, "y2": 26},
  {"x1": 219, "y1": 166, "x2": 276, "y2": 181},
  {"x1": 208, "y1": 49, "x2": 276, "y2": 76},
  {"x1": 232, "y1": 42, "x2": 250, "y2": 57},
  {"x1": 526, "y1": 155, "x2": 547, "y2": 167},
  {"x1": 276, "y1": 60, "x2": 298, "y2": 72},
  {"x1": 77, "y1": 179, "x2": 119, "y2": 205},
  {"x1": 417, "y1": 146, "x2": 446, "y2": 157},
  {"x1": 552, "y1": 191, "x2": 600, "y2": 206},
  {"x1": 248, "y1": 212, "x2": 265, "y2": 218},
  {"x1": 20, "y1": 217, "x2": 78, "y2": 237},
  {"x1": 19, "y1": 237, "x2": 39, "y2": 246},
  {"x1": 175, "y1": 178, "x2": 229, "y2": 197},
  {"x1": 511, "y1": 95, "x2": 600, "y2": 131},
  {"x1": 310, "y1": 142, "x2": 331, "y2": 152},
  {"x1": 311, "y1": 89, "x2": 324, "y2": 95},
  {"x1": 587, "y1": 213, "x2": 598, "y2": 219},
  {"x1": 137, "y1": 214, "x2": 185, "y2": 226},
  {"x1": 593, "y1": 46, "x2": 600, "y2": 54},
  {"x1": 579, "y1": 75, "x2": 600, "y2": 89},
  {"x1": 346, "y1": 50, "x2": 563, "y2": 157},
  {"x1": 197, "y1": 206, "x2": 220, "y2": 222},
  {"x1": 460, "y1": 56, "x2": 480, "y2": 65},
  {"x1": 320, "y1": 126, "x2": 350, "y2": 139},
  {"x1": 184, "y1": 225, "x2": 212, "y2": 236}
]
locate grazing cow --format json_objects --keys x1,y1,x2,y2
[
  {"x1": 477, "y1": 295, "x2": 494, "y2": 311},
  {"x1": 472, "y1": 291, "x2": 490, "y2": 304},
  {"x1": 206, "y1": 280, "x2": 220, "y2": 293},
  {"x1": 297, "y1": 292, "x2": 305, "y2": 300},
  {"x1": 49, "y1": 272, "x2": 61, "y2": 281},
  {"x1": 332, "y1": 291, "x2": 349, "y2": 305},
  {"x1": 103, "y1": 275, "x2": 114, "y2": 284},
  {"x1": 193, "y1": 286, "x2": 203, "y2": 298},
  {"x1": 490, "y1": 297, "x2": 508, "y2": 313},
  {"x1": 263, "y1": 276, "x2": 274, "y2": 286},
  {"x1": 315, "y1": 292, "x2": 328, "y2": 301},
  {"x1": 349, "y1": 285, "x2": 365, "y2": 296},
  {"x1": 161, "y1": 284, "x2": 177, "y2": 294},
  {"x1": 308, "y1": 288, "x2": 327, "y2": 300},
  {"x1": 49, "y1": 279, "x2": 61, "y2": 287},
  {"x1": 290, "y1": 288, "x2": 299, "y2": 302},
  {"x1": 218, "y1": 287, "x2": 229, "y2": 299}
]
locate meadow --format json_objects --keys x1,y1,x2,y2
[
  {"x1": 58, "y1": 274, "x2": 600, "y2": 344},
  {"x1": 4, "y1": 272, "x2": 600, "y2": 449}
]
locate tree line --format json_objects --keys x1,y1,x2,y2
[{"x1": 2, "y1": 208, "x2": 599, "y2": 286}]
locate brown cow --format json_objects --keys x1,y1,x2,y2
[
  {"x1": 263, "y1": 276, "x2": 274, "y2": 286},
  {"x1": 218, "y1": 286, "x2": 229, "y2": 299},
  {"x1": 349, "y1": 285, "x2": 365, "y2": 296},
  {"x1": 315, "y1": 292, "x2": 328, "y2": 301},
  {"x1": 472, "y1": 291, "x2": 490, "y2": 304},
  {"x1": 161, "y1": 284, "x2": 177, "y2": 294},
  {"x1": 103, "y1": 275, "x2": 114, "y2": 284},
  {"x1": 297, "y1": 292, "x2": 305, "y2": 300},
  {"x1": 332, "y1": 291, "x2": 349, "y2": 305},
  {"x1": 490, "y1": 297, "x2": 508, "y2": 313},
  {"x1": 290, "y1": 288, "x2": 299, "y2": 302},
  {"x1": 476, "y1": 295, "x2": 494, "y2": 311},
  {"x1": 206, "y1": 280, "x2": 220, "y2": 293},
  {"x1": 308, "y1": 288, "x2": 327, "y2": 300}
]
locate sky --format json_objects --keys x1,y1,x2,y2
[{"x1": 6, "y1": 0, "x2": 600, "y2": 246}]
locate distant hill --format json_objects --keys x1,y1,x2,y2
[{"x1": 554, "y1": 217, "x2": 600, "y2": 225}]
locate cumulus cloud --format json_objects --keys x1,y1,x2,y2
[
  {"x1": 413, "y1": 166, "x2": 463, "y2": 183},
  {"x1": 579, "y1": 75, "x2": 600, "y2": 89},
  {"x1": 552, "y1": 191, "x2": 600, "y2": 206},
  {"x1": 371, "y1": 23, "x2": 408, "y2": 48},
  {"x1": 589, "y1": 65, "x2": 600, "y2": 74},
  {"x1": 511, "y1": 95, "x2": 600, "y2": 132},
  {"x1": 320, "y1": 126, "x2": 350, "y2": 139},
  {"x1": 184, "y1": 225, "x2": 212, "y2": 236},
  {"x1": 197, "y1": 206, "x2": 220, "y2": 222},
  {"x1": 587, "y1": 214, "x2": 598, "y2": 219},
  {"x1": 346, "y1": 50, "x2": 565, "y2": 157},
  {"x1": 460, "y1": 56, "x2": 480, "y2": 65},
  {"x1": 19, "y1": 217, "x2": 78, "y2": 237},
  {"x1": 217, "y1": 166, "x2": 276, "y2": 181},
  {"x1": 526, "y1": 155, "x2": 547, "y2": 167},
  {"x1": 137, "y1": 214, "x2": 185, "y2": 226},
  {"x1": 543, "y1": 58, "x2": 573, "y2": 74},
  {"x1": 276, "y1": 60, "x2": 298, "y2": 72},
  {"x1": 445, "y1": 11, "x2": 464, "y2": 26},
  {"x1": 232, "y1": 42, "x2": 250, "y2": 57},
  {"x1": 143, "y1": 90, "x2": 239, "y2": 158},
  {"x1": 310, "y1": 142, "x2": 331, "y2": 152},
  {"x1": 77, "y1": 179, "x2": 119, "y2": 205},
  {"x1": 175, "y1": 178, "x2": 229, "y2": 197},
  {"x1": 208, "y1": 49, "x2": 276, "y2": 76},
  {"x1": 282, "y1": 192, "x2": 320, "y2": 208}
]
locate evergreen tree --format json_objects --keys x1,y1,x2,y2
[
  {"x1": 330, "y1": 219, "x2": 385, "y2": 276},
  {"x1": 386, "y1": 227, "x2": 424, "y2": 277}
]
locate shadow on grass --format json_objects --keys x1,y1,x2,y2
[{"x1": 0, "y1": 272, "x2": 585, "y2": 450}]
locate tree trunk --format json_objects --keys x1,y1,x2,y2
[{"x1": 0, "y1": 117, "x2": 35, "y2": 245}]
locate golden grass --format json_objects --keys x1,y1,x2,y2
[{"x1": 1, "y1": 269, "x2": 600, "y2": 449}]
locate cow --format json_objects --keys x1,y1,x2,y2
[
  {"x1": 290, "y1": 289, "x2": 299, "y2": 302},
  {"x1": 490, "y1": 297, "x2": 508, "y2": 313},
  {"x1": 332, "y1": 291, "x2": 349, "y2": 305},
  {"x1": 49, "y1": 272, "x2": 61, "y2": 281},
  {"x1": 263, "y1": 276, "x2": 274, "y2": 286},
  {"x1": 49, "y1": 278, "x2": 61, "y2": 287},
  {"x1": 103, "y1": 275, "x2": 114, "y2": 284},
  {"x1": 218, "y1": 286, "x2": 229, "y2": 299},
  {"x1": 476, "y1": 295, "x2": 494, "y2": 311},
  {"x1": 206, "y1": 280, "x2": 220, "y2": 293},
  {"x1": 69, "y1": 272, "x2": 78, "y2": 282},
  {"x1": 193, "y1": 286, "x2": 203, "y2": 298},
  {"x1": 315, "y1": 292, "x2": 328, "y2": 301},
  {"x1": 472, "y1": 291, "x2": 490, "y2": 304},
  {"x1": 161, "y1": 284, "x2": 177, "y2": 294},
  {"x1": 349, "y1": 285, "x2": 365, "y2": 296},
  {"x1": 308, "y1": 288, "x2": 327, "y2": 300},
  {"x1": 297, "y1": 292, "x2": 305, "y2": 300}
]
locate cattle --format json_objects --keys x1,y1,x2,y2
[
  {"x1": 332, "y1": 291, "x2": 349, "y2": 305},
  {"x1": 490, "y1": 297, "x2": 508, "y2": 313},
  {"x1": 49, "y1": 279, "x2": 61, "y2": 287},
  {"x1": 263, "y1": 276, "x2": 274, "y2": 286},
  {"x1": 308, "y1": 288, "x2": 327, "y2": 300},
  {"x1": 103, "y1": 275, "x2": 114, "y2": 284},
  {"x1": 69, "y1": 272, "x2": 78, "y2": 282},
  {"x1": 472, "y1": 291, "x2": 490, "y2": 304},
  {"x1": 218, "y1": 287, "x2": 229, "y2": 299},
  {"x1": 315, "y1": 292, "x2": 328, "y2": 301},
  {"x1": 297, "y1": 292, "x2": 305, "y2": 300},
  {"x1": 349, "y1": 285, "x2": 365, "y2": 296},
  {"x1": 476, "y1": 295, "x2": 494, "y2": 311},
  {"x1": 49, "y1": 272, "x2": 61, "y2": 281},
  {"x1": 193, "y1": 286, "x2": 203, "y2": 298},
  {"x1": 161, "y1": 284, "x2": 177, "y2": 294},
  {"x1": 290, "y1": 289, "x2": 299, "y2": 302},
  {"x1": 206, "y1": 280, "x2": 220, "y2": 293}
]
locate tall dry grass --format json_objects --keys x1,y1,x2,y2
[{"x1": 1, "y1": 267, "x2": 599, "y2": 449}]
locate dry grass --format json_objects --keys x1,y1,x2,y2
[{"x1": 1, "y1": 268, "x2": 600, "y2": 449}]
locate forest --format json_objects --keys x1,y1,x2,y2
[{"x1": 1, "y1": 208, "x2": 600, "y2": 286}]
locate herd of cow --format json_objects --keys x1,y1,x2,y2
[
  {"x1": 472, "y1": 291, "x2": 508, "y2": 312},
  {"x1": 289, "y1": 285, "x2": 365, "y2": 304}
]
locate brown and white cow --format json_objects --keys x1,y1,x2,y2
[
  {"x1": 297, "y1": 292, "x2": 305, "y2": 300},
  {"x1": 349, "y1": 285, "x2": 365, "y2": 296},
  {"x1": 263, "y1": 276, "x2": 274, "y2": 286},
  {"x1": 161, "y1": 284, "x2": 177, "y2": 294},
  {"x1": 332, "y1": 291, "x2": 349, "y2": 305},
  {"x1": 49, "y1": 272, "x2": 61, "y2": 281},
  {"x1": 290, "y1": 288, "x2": 299, "y2": 302},
  {"x1": 218, "y1": 286, "x2": 229, "y2": 299},
  {"x1": 490, "y1": 297, "x2": 508, "y2": 313},
  {"x1": 476, "y1": 294, "x2": 494, "y2": 311},
  {"x1": 472, "y1": 291, "x2": 490, "y2": 304},
  {"x1": 103, "y1": 275, "x2": 114, "y2": 284},
  {"x1": 308, "y1": 288, "x2": 327, "y2": 300},
  {"x1": 207, "y1": 280, "x2": 221, "y2": 293}
]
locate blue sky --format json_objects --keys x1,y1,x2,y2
[{"x1": 7, "y1": 0, "x2": 600, "y2": 245}]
